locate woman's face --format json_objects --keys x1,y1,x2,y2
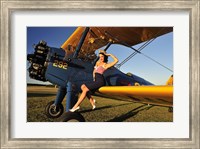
[{"x1": 99, "y1": 54, "x2": 105, "y2": 62}]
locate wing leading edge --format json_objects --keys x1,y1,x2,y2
[{"x1": 98, "y1": 85, "x2": 173, "y2": 107}]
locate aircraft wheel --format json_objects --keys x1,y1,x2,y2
[
  {"x1": 45, "y1": 101, "x2": 64, "y2": 118},
  {"x1": 168, "y1": 107, "x2": 173, "y2": 112},
  {"x1": 61, "y1": 112, "x2": 85, "y2": 122}
]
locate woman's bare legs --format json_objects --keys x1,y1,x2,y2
[{"x1": 70, "y1": 84, "x2": 89, "y2": 111}]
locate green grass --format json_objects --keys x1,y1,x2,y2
[{"x1": 27, "y1": 88, "x2": 173, "y2": 122}]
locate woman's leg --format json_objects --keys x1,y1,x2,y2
[
  {"x1": 86, "y1": 92, "x2": 95, "y2": 107},
  {"x1": 71, "y1": 84, "x2": 89, "y2": 110}
]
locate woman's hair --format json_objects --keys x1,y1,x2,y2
[{"x1": 99, "y1": 52, "x2": 108, "y2": 63}]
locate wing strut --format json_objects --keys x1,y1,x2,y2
[{"x1": 73, "y1": 27, "x2": 90, "y2": 58}]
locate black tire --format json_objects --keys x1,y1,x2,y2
[
  {"x1": 45, "y1": 101, "x2": 64, "y2": 118},
  {"x1": 61, "y1": 112, "x2": 85, "y2": 122}
]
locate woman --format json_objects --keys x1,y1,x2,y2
[{"x1": 69, "y1": 50, "x2": 118, "y2": 112}]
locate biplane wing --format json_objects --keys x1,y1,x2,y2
[{"x1": 61, "y1": 27, "x2": 173, "y2": 61}]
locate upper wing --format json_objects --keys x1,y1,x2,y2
[
  {"x1": 98, "y1": 85, "x2": 173, "y2": 107},
  {"x1": 61, "y1": 27, "x2": 173, "y2": 61}
]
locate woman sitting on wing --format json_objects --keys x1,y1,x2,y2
[{"x1": 69, "y1": 50, "x2": 118, "y2": 112}]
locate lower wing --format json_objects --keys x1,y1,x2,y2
[{"x1": 98, "y1": 85, "x2": 173, "y2": 107}]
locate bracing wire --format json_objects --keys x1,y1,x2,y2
[
  {"x1": 140, "y1": 51, "x2": 173, "y2": 72},
  {"x1": 117, "y1": 38, "x2": 155, "y2": 68}
]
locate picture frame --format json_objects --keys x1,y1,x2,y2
[{"x1": 1, "y1": 0, "x2": 199, "y2": 148}]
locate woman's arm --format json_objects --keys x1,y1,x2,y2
[
  {"x1": 104, "y1": 54, "x2": 118, "y2": 69},
  {"x1": 93, "y1": 61, "x2": 99, "y2": 81},
  {"x1": 92, "y1": 70, "x2": 95, "y2": 81}
]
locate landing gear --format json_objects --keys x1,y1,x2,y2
[
  {"x1": 44, "y1": 82, "x2": 82, "y2": 121},
  {"x1": 60, "y1": 112, "x2": 85, "y2": 122},
  {"x1": 45, "y1": 101, "x2": 64, "y2": 118},
  {"x1": 168, "y1": 107, "x2": 173, "y2": 112}
]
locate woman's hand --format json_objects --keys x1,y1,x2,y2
[
  {"x1": 93, "y1": 69, "x2": 96, "y2": 81},
  {"x1": 105, "y1": 53, "x2": 111, "y2": 56},
  {"x1": 93, "y1": 75, "x2": 95, "y2": 81}
]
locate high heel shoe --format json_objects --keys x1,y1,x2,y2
[
  {"x1": 69, "y1": 106, "x2": 80, "y2": 112},
  {"x1": 92, "y1": 105, "x2": 96, "y2": 110}
]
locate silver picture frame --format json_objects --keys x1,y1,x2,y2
[{"x1": 1, "y1": 0, "x2": 199, "y2": 148}]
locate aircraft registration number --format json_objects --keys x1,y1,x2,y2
[{"x1": 53, "y1": 60, "x2": 68, "y2": 69}]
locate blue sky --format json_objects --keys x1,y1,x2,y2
[{"x1": 27, "y1": 27, "x2": 173, "y2": 85}]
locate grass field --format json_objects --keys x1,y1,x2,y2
[{"x1": 27, "y1": 86, "x2": 173, "y2": 122}]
